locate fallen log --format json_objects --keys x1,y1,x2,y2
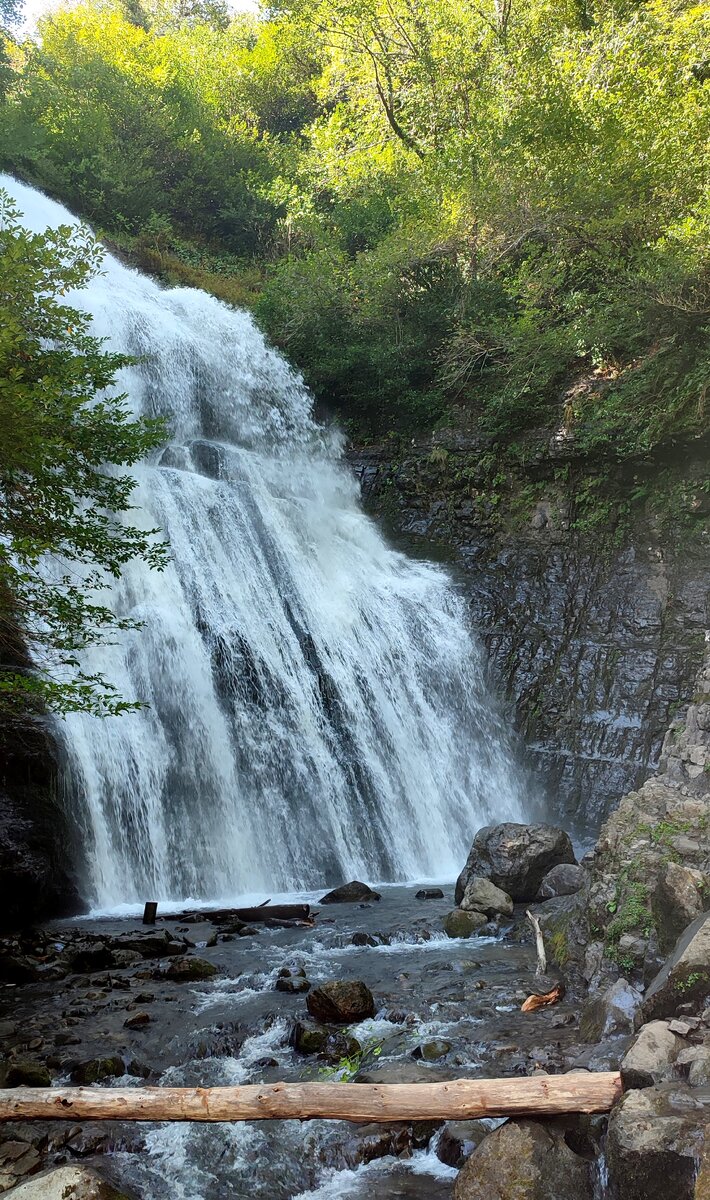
[
  {"x1": 171, "y1": 905, "x2": 312, "y2": 925},
  {"x1": 0, "y1": 1074, "x2": 622, "y2": 1124}
]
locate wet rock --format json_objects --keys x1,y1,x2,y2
[
  {"x1": 444, "y1": 910, "x2": 487, "y2": 939},
  {"x1": 606, "y1": 1083, "x2": 710, "y2": 1200},
  {"x1": 641, "y1": 913, "x2": 710, "y2": 1023},
  {"x1": 536, "y1": 863, "x2": 585, "y2": 900},
  {"x1": 290, "y1": 1022, "x2": 360, "y2": 1060},
  {"x1": 4, "y1": 1061, "x2": 51, "y2": 1088},
  {"x1": 459, "y1": 877, "x2": 513, "y2": 919},
  {"x1": 436, "y1": 1121, "x2": 496, "y2": 1169},
  {"x1": 621, "y1": 1021, "x2": 684, "y2": 1089},
  {"x1": 161, "y1": 957, "x2": 217, "y2": 982},
  {"x1": 351, "y1": 932, "x2": 377, "y2": 947},
  {"x1": 275, "y1": 976, "x2": 310, "y2": 994},
  {"x1": 453, "y1": 1118, "x2": 592, "y2": 1200},
  {"x1": 110, "y1": 933, "x2": 184, "y2": 959},
  {"x1": 306, "y1": 980, "x2": 375, "y2": 1024},
  {"x1": 319, "y1": 881, "x2": 381, "y2": 904},
  {"x1": 110, "y1": 951, "x2": 142, "y2": 967},
  {"x1": 70, "y1": 1057, "x2": 124, "y2": 1085},
  {"x1": 455, "y1": 823, "x2": 576, "y2": 904},
  {"x1": 126, "y1": 1059, "x2": 152, "y2": 1079},
  {"x1": 1, "y1": 1143, "x2": 42, "y2": 1180},
  {"x1": 357, "y1": 1060, "x2": 449, "y2": 1084},
  {"x1": 319, "y1": 1123, "x2": 413, "y2": 1170},
  {"x1": 123, "y1": 1012, "x2": 151, "y2": 1030},
  {"x1": 579, "y1": 977, "x2": 642, "y2": 1042},
  {"x1": 0, "y1": 957, "x2": 40, "y2": 984},
  {"x1": 62, "y1": 943, "x2": 115, "y2": 974},
  {"x1": 653, "y1": 862, "x2": 708, "y2": 954},
  {"x1": 412, "y1": 1040, "x2": 451, "y2": 1062},
  {"x1": 3, "y1": 1165, "x2": 138, "y2": 1199},
  {"x1": 415, "y1": 888, "x2": 444, "y2": 900}
]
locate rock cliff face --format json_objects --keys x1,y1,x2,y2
[
  {"x1": 350, "y1": 440, "x2": 709, "y2": 835},
  {"x1": 0, "y1": 719, "x2": 81, "y2": 928},
  {"x1": 565, "y1": 642, "x2": 710, "y2": 989}
]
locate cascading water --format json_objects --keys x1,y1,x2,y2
[{"x1": 5, "y1": 174, "x2": 528, "y2": 908}]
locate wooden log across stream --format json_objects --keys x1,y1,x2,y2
[{"x1": 0, "y1": 1074, "x2": 622, "y2": 1124}]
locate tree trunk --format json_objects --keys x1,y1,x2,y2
[{"x1": 0, "y1": 1074, "x2": 622, "y2": 1123}]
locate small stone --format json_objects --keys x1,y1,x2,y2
[
  {"x1": 275, "y1": 976, "x2": 310, "y2": 994},
  {"x1": 667, "y1": 1019, "x2": 694, "y2": 1037},
  {"x1": 0, "y1": 1142, "x2": 34, "y2": 1165},
  {"x1": 127, "y1": 1059, "x2": 152, "y2": 1078},
  {"x1": 412, "y1": 1040, "x2": 451, "y2": 1061},
  {"x1": 123, "y1": 1012, "x2": 151, "y2": 1029},
  {"x1": 351, "y1": 932, "x2": 377, "y2": 947},
  {"x1": 162, "y1": 956, "x2": 217, "y2": 982}
]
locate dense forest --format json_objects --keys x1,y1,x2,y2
[{"x1": 1, "y1": 0, "x2": 708, "y2": 450}]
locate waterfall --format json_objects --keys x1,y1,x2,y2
[{"x1": 4, "y1": 174, "x2": 527, "y2": 908}]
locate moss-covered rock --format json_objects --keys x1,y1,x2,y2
[
  {"x1": 70, "y1": 1057, "x2": 124, "y2": 1085},
  {"x1": 444, "y1": 909, "x2": 487, "y2": 939}
]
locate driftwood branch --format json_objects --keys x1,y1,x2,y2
[
  {"x1": 526, "y1": 909, "x2": 547, "y2": 976},
  {"x1": 0, "y1": 1075, "x2": 622, "y2": 1124}
]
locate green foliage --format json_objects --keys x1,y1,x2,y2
[
  {"x1": 1, "y1": 0, "x2": 707, "y2": 446},
  {"x1": 0, "y1": 190, "x2": 167, "y2": 716},
  {"x1": 318, "y1": 1038, "x2": 382, "y2": 1082},
  {"x1": 605, "y1": 871, "x2": 654, "y2": 969}
]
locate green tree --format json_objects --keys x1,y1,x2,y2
[{"x1": 0, "y1": 190, "x2": 167, "y2": 716}]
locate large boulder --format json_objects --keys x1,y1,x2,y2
[
  {"x1": 606, "y1": 1083, "x2": 710, "y2": 1200},
  {"x1": 621, "y1": 1020, "x2": 684, "y2": 1089},
  {"x1": 460, "y1": 877, "x2": 513, "y2": 918},
  {"x1": 641, "y1": 912, "x2": 710, "y2": 1023},
  {"x1": 4, "y1": 1166, "x2": 136, "y2": 1199},
  {"x1": 579, "y1": 977, "x2": 642, "y2": 1042},
  {"x1": 455, "y1": 823, "x2": 576, "y2": 904},
  {"x1": 319, "y1": 881, "x2": 381, "y2": 904},
  {"x1": 453, "y1": 1119, "x2": 592, "y2": 1200},
  {"x1": 306, "y1": 980, "x2": 375, "y2": 1024}
]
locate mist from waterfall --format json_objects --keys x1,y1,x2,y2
[{"x1": 4, "y1": 174, "x2": 528, "y2": 908}]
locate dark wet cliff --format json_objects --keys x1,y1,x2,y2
[{"x1": 349, "y1": 435, "x2": 709, "y2": 837}]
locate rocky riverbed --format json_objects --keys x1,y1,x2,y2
[{"x1": 0, "y1": 880, "x2": 594, "y2": 1199}]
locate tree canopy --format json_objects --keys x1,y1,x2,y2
[{"x1": 1, "y1": 0, "x2": 708, "y2": 443}]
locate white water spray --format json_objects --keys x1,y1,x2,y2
[{"x1": 4, "y1": 175, "x2": 527, "y2": 907}]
